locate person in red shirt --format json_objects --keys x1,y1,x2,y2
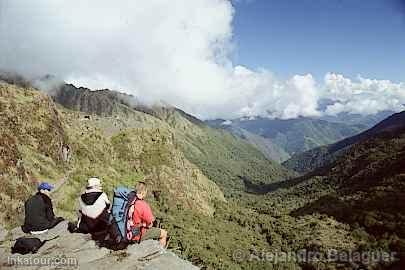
[{"x1": 128, "y1": 181, "x2": 168, "y2": 247}]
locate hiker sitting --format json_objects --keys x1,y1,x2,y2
[
  {"x1": 22, "y1": 182, "x2": 64, "y2": 234},
  {"x1": 69, "y1": 178, "x2": 110, "y2": 240},
  {"x1": 128, "y1": 182, "x2": 168, "y2": 247}
]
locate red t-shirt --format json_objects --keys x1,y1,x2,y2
[{"x1": 129, "y1": 200, "x2": 154, "y2": 241}]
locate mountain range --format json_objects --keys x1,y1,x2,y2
[
  {"x1": 206, "y1": 112, "x2": 391, "y2": 163},
  {"x1": 283, "y1": 111, "x2": 405, "y2": 173},
  {"x1": 0, "y1": 80, "x2": 293, "y2": 269},
  {"x1": 1, "y1": 78, "x2": 404, "y2": 269}
]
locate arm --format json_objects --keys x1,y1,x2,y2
[
  {"x1": 101, "y1": 193, "x2": 111, "y2": 211},
  {"x1": 142, "y1": 203, "x2": 155, "y2": 227},
  {"x1": 44, "y1": 196, "x2": 56, "y2": 221}
]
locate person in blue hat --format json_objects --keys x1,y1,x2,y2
[{"x1": 21, "y1": 182, "x2": 64, "y2": 234}]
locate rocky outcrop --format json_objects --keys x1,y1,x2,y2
[
  {"x1": 50, "y1": 84, "x2": 146, "y2": 117},
  {"x1": 0, "y1": 222, "x2": 198, "y2": 270}
]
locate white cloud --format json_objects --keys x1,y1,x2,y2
[
  {"x1": 229, "y1": 71, "x2": 320, "y2": 119},
  {"x1": 221, "y1": 120, "x2": 233, "y2": 126},
  {"x1": 323, "y1": 73, "x2": 405, "y2": 115},
  {"x1": 0, "y1": 1, "x2": 403, "y2": 120}
]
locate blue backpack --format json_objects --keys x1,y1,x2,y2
[{"x1": 100, "y1": 187, "x2": 140, "y2": 249}]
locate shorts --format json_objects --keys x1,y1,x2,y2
[{"x1": 141, "y1": 227, "x2": 161, "y2": 241}]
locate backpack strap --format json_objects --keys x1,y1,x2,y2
[{"x1": 126, "y1": 197, "x2": 142, "y2": 241}]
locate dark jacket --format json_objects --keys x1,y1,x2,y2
[
  {"x1": 78, "y1": 192, "x2": 110, "y2": 238},
  {"x1": 22, "y1": 192, "x2": 61, "y2": 233}
]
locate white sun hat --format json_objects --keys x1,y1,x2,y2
[{"x1": 87, "y1": 177, "x2": 102, "y2": 188}]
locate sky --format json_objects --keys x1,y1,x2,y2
[
  {"x1": 232, "y1": 0, "x2": 405, "y2": 82},
  {"x1": 0, "y1": 0, "x2": 404, "y2": 120}
]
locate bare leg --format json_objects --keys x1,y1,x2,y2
[{"x1": 159, "y1": 229, "x2": 167, "y2": 247}]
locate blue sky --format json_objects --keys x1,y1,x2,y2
[{"x1": 232, "y1": 0, "x2": 405, "y2": 82}]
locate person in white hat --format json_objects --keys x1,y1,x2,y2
[
  {"x1": 86, "y1": 177, "x2": 103, "y2": 191},
  {"x1": 68, "y1": 177, "x2": 110, "y2": 239}
]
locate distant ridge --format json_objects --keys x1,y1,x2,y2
[
  {"x1": 206, "y1": 116, "x2": 371, "y2": 163},
  {"x1": 283, "y1": 111, "x2": 405, "y2": 173}
]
